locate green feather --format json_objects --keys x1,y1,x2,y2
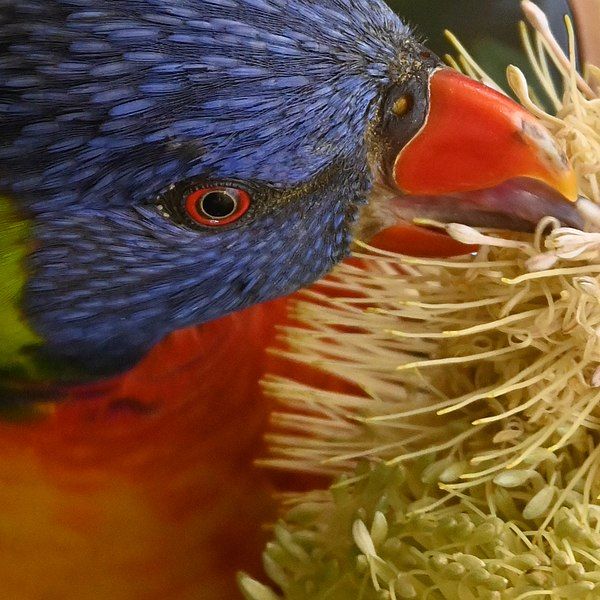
[
  {"x1": 0, "y1": 197, "x2": 91, "y2": 396},
  {"x1": 0, "y1": 195, "x2": 45, "y2": 381}
]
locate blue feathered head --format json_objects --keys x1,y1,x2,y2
[{"x1": 0, "y1": 0, "x2": 579, "y2": 383}]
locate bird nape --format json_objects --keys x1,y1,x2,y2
[{"x1": 0, "y1": 0, "x2": 580, "y2": 394}]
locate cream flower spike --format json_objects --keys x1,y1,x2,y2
[{"x1": 243, "y1": 4, "x2": 600, "y2": 600}]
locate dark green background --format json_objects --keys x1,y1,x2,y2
[{"x1": 388, "y1": 1, "x2": 573, "y2": 88}]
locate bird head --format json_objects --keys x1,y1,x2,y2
[{"x1": 0, "y1": 0, "x2": 579, "y2": 384}]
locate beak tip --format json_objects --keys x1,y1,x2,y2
[{"x1": 564, "y1": 172, "x2": 579, "y2": 203}]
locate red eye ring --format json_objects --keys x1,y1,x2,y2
[{"x1": 185, "y1": 187, "x2": 251, "y2": 227}]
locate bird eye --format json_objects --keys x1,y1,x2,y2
[
  {"x1": 185, "y1": 187, "x2": 251, "y2": 226},
  {"x1": 391, "y1": 95, "x2": 413, "y2": 118}
]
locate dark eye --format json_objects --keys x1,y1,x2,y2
[
  {"x1": 185, "y1": 187, "x2": 251, "y2": 226},
  {"x1": 391, "y1": 94, "x2": 413, "y2": 118},
  {"x1": 376, "y1": 79, "x2": 429, "y2": 184}
]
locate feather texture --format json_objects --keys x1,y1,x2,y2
[{"x1": 0, "y1": 0, "x2": 416, "y2": 383}]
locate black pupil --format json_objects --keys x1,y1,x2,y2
[{"x1": 200, "y1": 191, "x2": 237, "y2": 219}]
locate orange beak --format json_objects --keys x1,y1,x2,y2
[{"x1": 388, "y1": 69, "x2": 580, "y2": 231}]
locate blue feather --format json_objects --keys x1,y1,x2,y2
[{"x1": 0, "y1": 0, "x2": 419, "y2": 381}]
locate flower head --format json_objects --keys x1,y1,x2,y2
[{"x1": 243, "y1": 4, "x2": 600, "y2": 599}]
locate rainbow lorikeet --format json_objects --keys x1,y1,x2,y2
[{"x1": 0, "y1": 0, "x2": 580, "y2": 598}]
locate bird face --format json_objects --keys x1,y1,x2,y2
[
  {"x1": 362, "y1": 49, "x2": 580, "y2": 235},
  {"x1": 0, "y1": 0, "x2": 579, "y2": 385}
]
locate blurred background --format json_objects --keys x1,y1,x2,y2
[{"x1": 387, "y1": 0, "x2": 573, "y2": 91}]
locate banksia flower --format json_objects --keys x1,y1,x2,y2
[{"x1": 242, "y1": 3, "x2": 600, "y2": 599}]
